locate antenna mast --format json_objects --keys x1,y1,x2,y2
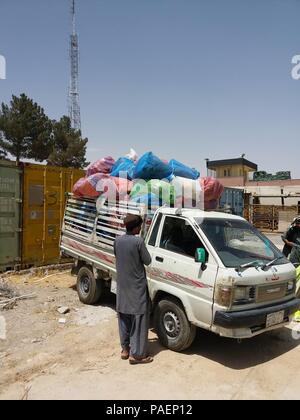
[{"x1": 68, "y1": 0, "x2": 81, "y2": 131}]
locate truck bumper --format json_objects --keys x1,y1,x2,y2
[{"x1": 214, "y1": 298, "x2": 300, "y2": 329}]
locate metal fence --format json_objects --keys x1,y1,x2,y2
[{"x1": 244, "y1": 205, "x2": 299, "y2": 232}]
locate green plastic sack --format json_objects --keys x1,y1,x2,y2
[
  {"x1": 130, "y1": 180, "x2": 175, "y2": 206},
  {"x1": 130, "y1": 181, "x2": 148, "y2": 199}
]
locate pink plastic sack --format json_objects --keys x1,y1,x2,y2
[
  {"x1": 200, "y1": 177, "x2": 224, "y2": 202},
  {"x1": 96, "y1": 176, "x2": 133, "y2": 201},
  {"x1": 73, "y1": 173, "x2": 110, "y2": 197},
  {"x1": 86, "y1": 156, "x2": 115, "y2": 177},
  {"x1": 113, "y1": 177, "x2": 133, "y2": 196}
]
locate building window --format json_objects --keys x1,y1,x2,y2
[{"x1": 224, "y1": 170, "x2": 227, "y2": 177}]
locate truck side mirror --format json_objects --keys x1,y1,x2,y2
[
  {"x1": 195, "y1": 248, "x2": 208, "y2": 271},
  {"x1": 195, "y1": 248, "x2": 206, "y2": 264}
]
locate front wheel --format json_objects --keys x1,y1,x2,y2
[
  {"x1": 77, "y1": 266, "x2": 103, "y2": 305},
  {"x1": 154, "y1": 297, "x2": 196, "y2": 352}
]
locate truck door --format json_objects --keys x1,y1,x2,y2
[{"x1": 149, "y1": 215, "x2": 218, "y2": 328}]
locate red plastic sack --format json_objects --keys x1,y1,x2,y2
[
  {"x1": 200, "y1": 177, "x2": 224, "y2": 202},
  {"x1": 73, "y1": 173, "x2": 110, "y2": 198},
  {"x1": 86, "y1": 156, "x2": 115, "y2": 177}
]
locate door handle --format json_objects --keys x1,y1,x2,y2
[{"x1": 156, "y1": 256, "x2": 164, "y2": 263}]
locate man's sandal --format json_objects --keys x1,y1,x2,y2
[
  {"x1": 129, "y1": 356, "x2": 153, "y2": 365},
  {"x1": 121, "y1": 349, "x2": 130, "y2": 360}
]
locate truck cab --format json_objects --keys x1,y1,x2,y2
[
  {"x1": 144, "y1": 208, "x2": 299, "y2": 350},
  {"x1": 60, "y1": 197, "x2": 300, "y2": 352}
]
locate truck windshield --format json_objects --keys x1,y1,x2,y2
[{"x1": 196, "y1": 218, "x2": 288, "y2": 268}]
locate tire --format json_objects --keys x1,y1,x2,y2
[
  {"x1": 77, "y1": 266, "x2": 103, "y2": 305},
  {"x1": 154, "y1": 297, "x2": 196, "y2": 352}
]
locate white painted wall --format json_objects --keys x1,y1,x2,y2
[{"x1": 244, "y1": 185, "x2": 300, "y2": 206}]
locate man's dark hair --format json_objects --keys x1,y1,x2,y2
[{"x1": 124, "y1": 214, "x2": 143, "y2": 232}]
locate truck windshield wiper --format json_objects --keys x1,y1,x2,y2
[
  {"x1": 261, "y1": 257, "x2": 283, "y2": 270},
  {"x1": 235, "y1": 260, "x2": 262, "y2": 272}
]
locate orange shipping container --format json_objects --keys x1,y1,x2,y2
[{"x1": 22, "y1": 163, "x2": 84, "y2": 266}]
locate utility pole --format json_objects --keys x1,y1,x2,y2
[
  {"x1": 205, "y1": 158, "x2": 210, "y2": 177},
  {"x1": 68, "y1": 0, "x2": 81, "y2": 131}
]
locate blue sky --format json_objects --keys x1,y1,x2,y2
[{"x1": 0, "y1": 0, "x2": 300, "y2": 177}]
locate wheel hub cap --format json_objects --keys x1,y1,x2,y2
[
  {"x1": 81, "y1": 276, "x2": 90, "y2": 295},
  {"x1": 163, "y1": 311, "x2": 181, "y2": 338}
]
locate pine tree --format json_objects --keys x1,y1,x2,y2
[
  {"x1": 0, "y1": 94, "x2": 52, "y2": 163},
  {"x1": 47, "y1": 116, "x2": 88, "y2": 169}
]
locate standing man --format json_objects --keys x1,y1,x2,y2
[
  {"x1": 114, "y1": 214, "x2": 153, "y2": 365},
  {"x1": 282, "y1": 216, "x2": 300, "y2": 263}
]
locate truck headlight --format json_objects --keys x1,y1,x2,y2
[
  {"x1": 216, "y1": 286, "x2": 233, "y2": 307},
  {"x1": 234, "y1": 287, "x2": 248, "y2": 301},
  {"x1": 286, "y1": 280, "x2": 295, "y2": 295},
  {"x1": 233, "y1": 286, "x2": 256, "y2": 304}
]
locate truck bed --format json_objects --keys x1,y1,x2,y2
[{"x1": 60, "y1": 195, "x2": 154, "y2": 273}]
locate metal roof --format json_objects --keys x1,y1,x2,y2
[
  {"x1": 158, "y1": 207, "x2": 244, "y2": 220},
  {"x1": 207, "y1": 158, "x2": 258, "y2": 171}
]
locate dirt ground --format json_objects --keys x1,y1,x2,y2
[{"x1": 0, "y1": 233, "x2": 300, "y2": 400}]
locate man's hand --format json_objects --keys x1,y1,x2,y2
[{"x1": 284, "y1": 239, "x2": 296, "y2": 248}]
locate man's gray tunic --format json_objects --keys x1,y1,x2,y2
[{"x1": 114, "y1": 234, "x2": 152, "y2": 315}]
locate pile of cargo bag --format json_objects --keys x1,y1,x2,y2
[{"x1": 73, "y1": 149, "x2": 224, "y2": 210}]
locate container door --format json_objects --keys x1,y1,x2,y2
[
  {"x1": 22, "y1": 165, "x2": 47, "y2": 265},
  {"x1": 0, "y1": 163, "x2": 21, "y2": 271},
  {"x1": 22, "y1": 164, "x2": 84, "y2": 266}
]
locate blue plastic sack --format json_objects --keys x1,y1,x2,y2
[
  {"x1": 169, "y1": 159, "x2": 200, "y2": 180},
  {"x1": 110, "y1": 157, "x2": 136, "y2": 180},
  {"x1": 133, "y1": 152, "x2": 172, "y2": 181}
]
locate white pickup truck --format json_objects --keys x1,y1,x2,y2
[{"x1": 60, "y1": 195, "x2": 300, "y2": 352}]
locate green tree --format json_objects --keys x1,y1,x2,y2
[
  {"x1": 0, "y1": 147, "x2": 7, "y2": 160},
  {"x1": 0, "y1": 94, "x2": 52, "y2": 163},
  {"x1": 47, "y1": 116, "x2": 88, "y2": 169}
]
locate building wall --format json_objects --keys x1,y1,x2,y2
[
  {"x1": 244, "y1": 184, "x2": 300, "y2": 206},
  {"x1": 214, "y1": 164, "x2": 251, "y2": 179},
  {"x1": 217, "y1": 178, "x2": 300, "y2": 206},
  {"x1": 216, "y1": 176, "x2": 246, "y2": 187},
  {"x1": 246, "y1": 179, "x2": 300, "y2": 187}
]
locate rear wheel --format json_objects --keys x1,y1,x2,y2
[
  {"x1": 77, "y1": 266, "x2": 103, "y2": 305},
  {"x1": 154, "y1": 297, "x2": 196, "y2": 352}
]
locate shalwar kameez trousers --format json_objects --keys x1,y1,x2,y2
[{"x1": 114, "y1": 232, "x2": 152, "y2": 360}]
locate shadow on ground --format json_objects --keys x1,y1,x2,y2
[
  {"x1": 149, "y1": 326, "x2": 300, "y2": 370},
  {"x1": 70, "y1": 285, "x2": 300, "y2": 370},
  {"x1": 197, "y1": 326, "x2": 299, "y2": 369}
]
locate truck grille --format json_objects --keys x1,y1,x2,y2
[
  {"x1": 249, "y1": 287, "x2": 256, "y2": 300},
  {"x1": 256, "y1": 283, "x2": 286, "y2": 304}
]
